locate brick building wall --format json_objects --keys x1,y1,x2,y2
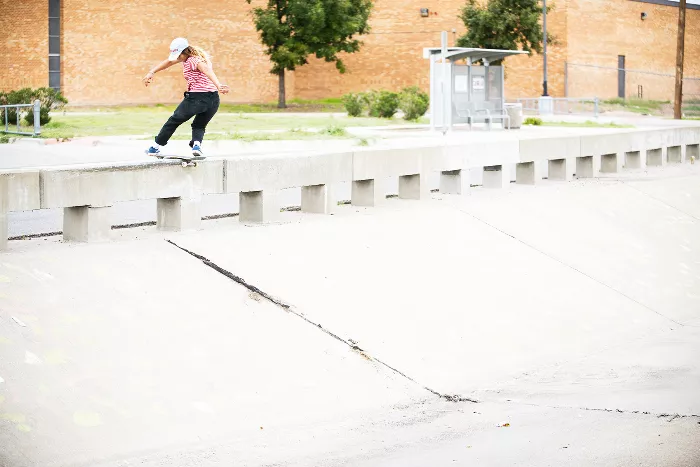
[
  {"x1": 294, "y1": 0, "x2": 569, "y2": 100},
  {"x1": 565, "y1": 0, "x2": 700, "y2": 100},
  {"x1": 2, "y1": 0, "x2": 698, "y2": 105},
  {"x1": 61, "y1": 0, "x2": 292, "y2": 105},
  {"x1": 0, "y1": 0, "x2": 48, "y2": 92}
]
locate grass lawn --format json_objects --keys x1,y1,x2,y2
[
  {"x1": 601, "y1": 97, "x2": 670, "y2": 115},
  {"x1": 524, "y1": 119, "x2": 634, "y2": 129},
  {"x1": 26, "y1": 107, "x2": 425, "y2": 140}
]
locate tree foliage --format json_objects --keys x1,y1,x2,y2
[
  {"x1": 246, "y1": 0, "x2": 373, "y2": 107},
  {"x1": 457, "y1": 0, "x2": 555, "y2": 64}
]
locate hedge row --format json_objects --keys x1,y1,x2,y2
[{"x1": 342, "y1": 87, "x2": 429, "y2": 121}]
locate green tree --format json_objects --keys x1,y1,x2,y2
[
  {"x1": 245, "y1": 0, "x2": 373, "y2": 108},
  {"x1": 456, "y1": 0, "x2": 555, "y2": 65}
]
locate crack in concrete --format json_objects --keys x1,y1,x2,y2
[
  {"x1": 508, "y1": 400, "x2": 700, "y2": 421},
  {"x1": 451, "y1": 205, "x2": 688, "y2": 328},
  {"x1": 166, "y1": 239, "x2": 478, "y2": 404}
]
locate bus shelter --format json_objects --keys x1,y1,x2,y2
[{"x1": 423, "y1": 40, "x2": 528, "y2": 131}]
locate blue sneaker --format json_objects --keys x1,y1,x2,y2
[
  {"x1": 145, "y1": 145, "x2": 161, "y2": 157},
  {"x1": 192, "y1": 143, "x2": 205, "y2": 159}
]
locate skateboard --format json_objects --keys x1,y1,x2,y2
[{"x1": 155, "y1": 154, "x2": 205, "y2": 167}]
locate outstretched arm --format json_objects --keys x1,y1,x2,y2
[
  {"x1": 196, "y1": 61, "x2": 229, "y2": 94},
  {"x1": 142, "y1": 59, "x2": 179, "y2": 87}
]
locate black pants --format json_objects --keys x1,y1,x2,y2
[{"x1": 155, "y1": 91, "x2": 220, "y2": 147}]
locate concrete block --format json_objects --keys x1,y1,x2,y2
[
  {"x1": 239, "y1": 190, "x2": 280, "y2": 223},
  {"x1": 687, "y1": 144, "x2": 699, "y2": 163},
  {"x1": 519, "y1": 136, "x2": 581, "y2": 163},
  {"x1": 227, "y1": 152, "x2": 353, "y2": 193},
  {"x1": 41, "y1": 169, "x2": 115, "y2": 209},
  {"x1": 0, "y1": 177, "x2": 7, "y2": 251},
  {"x1": 548, "y1": 159, "x2": 573, "y2": 182},
  {"x1": 301, "y1": 184, "x2": 335, "y2": 214},
  {"x1": 439, "y1": 170, "x2": 469, "y2": 195},
  {"x1": 600, "y1": 153, "x2": 623, "y2": 173},
  {"x1": 667, "y1": 146, "x2": 683, "y2": 164},
  {"x1": 647, "y1": 148, "x2": 665, "y2": 167},
  {"x1": 465, "y1": 140, "x2": 520, "y2": 169},
  {"x1": 482, "y1": 166, "x2": 510, "y2": 189},
  {"x1": 351, "y1": 179, "x2": 385, "y2": 206},
  {"x1": 576, "y1": 156, "x2": 600, "y2": 178},
  {"x1": 581, "y1": 132, "x2": 643, "y2": 158},
  {"x1": 353, "y1": 148, "x2": 424, "y2": 181},
  {"x1": 63, "y1": 206, "x2": 112, "y2": 243},
  {"x1": 398, "y1": 174, "x2": 430, "y2": 200},
  {"x1": 515, "y1": 161, "x2": 543, "y2": 185},
  {"x1": 624, "y1": 151, "x2": 645, "y2": 169},
  {"x1": 157, "y1": 197, "x2": 202, "y2": 231},
  {"x1": 1, "y1": 171, "x2": 41, "y2": 212}
]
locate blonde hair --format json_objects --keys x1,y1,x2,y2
[{"x1": 183, "y1": 45, "x2": 210, "y2": 63}]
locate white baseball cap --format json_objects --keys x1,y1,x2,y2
[{"x1": 168, "y1": 37, "x2": 189, "y2": 61}]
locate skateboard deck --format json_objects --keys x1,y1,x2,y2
[{"x1": 155, "y1": 154, "x2": 205, "y2": 167}]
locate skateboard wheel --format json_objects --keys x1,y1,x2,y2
[{"x1": 181, "y1": 161, "x2": 187, "y2": 168}]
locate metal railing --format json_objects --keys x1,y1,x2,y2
[
  {"x1": 1, "y1": 100, "x2": 42, "y2": 137},
  {"x1": 511, "y1": 97, "x2": 600, "y2": 117}
]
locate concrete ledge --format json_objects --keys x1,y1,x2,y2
[
  {"x1": 600, "y1": 153, "x2": 623, "y2": 173},
  {"x1": 0, "y1": 176, "x2": 7, "y2": 250},
  {"x1": 483, "y1": 166, "x2": 510, "y2": 189},
  {"x1": 352, "y1": 179, "x2": 385, "y2": 206},
  {"x1": 687, "y1": 144, "x2": 699, "y2": 163},
  {"x1": 63, "y1": 206, "x2": 112, "y2": 243},
  {"x1": 226, "y1": 152, "x2": 352, "y2": 193},
  {"x1": 581, "y1": 132, "x2": 644, "y2": 158},
  {"x1": 239, "y1": 190, "x2": 280, "y2": 223},
  {"x1": 301, "y1": 184, "x2": 336, "y2": 214},
  {"x1": 515, "y1": 161, "x2": 544, "y2": 185},
  {"x1": 576, "y1": 155, "x2": 600, "y2": 178},
  {"x1": 624, "y1": 151, "x2": 646, "y2": 170},
  {"x1": 439, "y1": 170, "x2": 469, "y2": 194},
  {"x1": 548, "y1": 159, "x2": 574, "y2": 182},
  {"x1": 647, "y1": 148, "x2": 666, "y2": 167},
  {"x1": 1, "y1": 171, "x2": 41, "y2": 212},
  {"x1": 519, "y1": 136, "x2": 580, "y2": 163},
  {"x1": 157, "y1": 197, "x2": 202, "y2": 231},
  {"x1": 353, "y1": 148, "x2": 428, "y2": 181},
  {"x1": 667, "y1": 146, "x2": 683, "y2": 164}
]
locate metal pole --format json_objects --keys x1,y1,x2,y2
[
  {"x1": 564, "y1": 61, "x2": 568, "y2": 97},
  {"x1": 4, "y1": 107, "x2": 8, "y2": 133},
  {"x1": 542, "y1": 0, "x2": 548, "y2": 96},
  {"x1": 16, "y1": 105, "x2": 20, "y2": 133},
  {"x1": 674, "y1": 0, "x2": 687, "y2": 120},
  {"x1": 33, "y1": 99, "x2": 41, "y2": 136},
  {"x1": 429, "y1": 54, "x2": 435, "y2": 131}
]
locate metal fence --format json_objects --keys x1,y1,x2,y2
[
  {"x1": 565, "y1": 62, "x2": 700, "y2": 116},
  {"x1": 1, "y1": 100, "x2": 42, "y2": 137},
  {"x1": 511, "y1": 97, "x2": 600, "y2": 117}
]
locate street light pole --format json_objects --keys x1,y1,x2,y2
[
  {"x1": 542, "y1": 0, "x2": 548, "y2": 96},
  {"x1": 674, "y1": 0, "x2": 687, "y2": 119}
]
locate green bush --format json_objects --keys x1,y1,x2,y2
[
  {"x1": 0, "y1": 87, "x2": 67, "y2": 126},
  {"x1": 398, "y1": 86, "x2": 429, "y2": 121},
  {"x1": 524, "y1": 117, "x2": 543, "y2": 126},
  {"x1": 373, "y1": 91, "x2": 399, "y2": 119},
  {"x1": 362, "y1": 90, "x2": 381, "y2": 117},
  {"x1": 342, "y1": 93, "x2": 364, "y2": 117}
]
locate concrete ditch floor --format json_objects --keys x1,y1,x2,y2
[{"x1": 1, "y1": 164, "x2": 700, "y2": 466}]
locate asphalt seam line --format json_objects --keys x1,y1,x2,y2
[
  {"x1": 166, "y1": 239, "x2": 478, "y2": 404},
  {"x1": 451, "y1": 206, "x2": 687, "y2": 328}
]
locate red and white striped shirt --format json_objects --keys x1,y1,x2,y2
[{"x1": 183, "y1": 56, "x2": 218, "y2": 92}]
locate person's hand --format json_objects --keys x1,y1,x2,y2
[
  {"x1": 219, "y1": 84, "x2": 230, "y2": 94},
  {"x1": 142, "y1": 72, "x2": 154, "y2": 87}
]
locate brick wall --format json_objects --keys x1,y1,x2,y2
[
  {"x1": 3, "y1": 0, "x2": 698, "y2": 105},
  {"x1": 61, "y1": 0, "x2": 287, "y2": 106},
  {"x1": 293, "y1": 0, "x2": 569, "y2": 100},
  {"x1": 0, "y1": 0, "x2": 48, "y2": 92},
  {"x1": 566, "y1": 0, "x2": 700, "y2": 100}
]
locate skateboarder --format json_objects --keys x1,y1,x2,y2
[{"x1": 142, "y1": 38, "x2": 229, "y2": 159}]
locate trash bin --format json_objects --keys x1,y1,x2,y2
[{"x1": 504, "y1": 103, "x2": 523, "y2": 129}]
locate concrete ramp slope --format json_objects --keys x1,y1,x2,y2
[
  {"x1": 0, "y1": 240, "x2": 421, "y2": 467},
  {"x1": 173, "y1": 166, "x2": 700, "y2": 414}
]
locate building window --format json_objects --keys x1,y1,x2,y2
[{"x1": 49, "y1": 0, "x2": 60, "y2": 90}]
